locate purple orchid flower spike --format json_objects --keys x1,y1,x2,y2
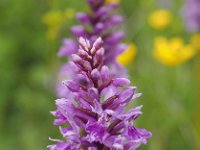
[
  {"x1": 68, "y1": 0, "x2": 126, "y2": 64},
  {"x1": 49, "y1": 37, "x2": 151, "y2": 150},
  {"x1": 183, "y1": 0, "x2": 200, "y2": 32},
  {"x1": 57, "y1": 0, "x2": 128, "y2": 97}
]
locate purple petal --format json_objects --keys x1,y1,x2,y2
[
  {"x1": 112, "y1": 78, "x2": 130, "y2": 87},
  {"x1": 96, "y1": 3, "x2": 118, "y2": 17},
  {"x1": 63, "y1": 80, "x2": 80, "y2": 92},
  {"x1": 91, "y1": 69, "x2": 101, "y2": 80},
  {"x1": 105, "y1": 31, "x2": 125, "y2": 44},
  {"x1": 58, "y1": 39, "x2": 78, "y2": 57},
  {"x1": 124, "y1": 126, "x2": 152, "y2": 150},
  {"x1": 76, "y1": 12, "x2": 91, "y2": 24},
  {"x1": 88, "y1": 87, "x2": 99, "y2": 101},
  {"x1": 85, "y1": 121, "x2": 109, "y2": 143},
  {"x1": 71, "y1": 25, "x2": 89, "y2": 38}
]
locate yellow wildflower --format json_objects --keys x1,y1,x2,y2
[
  {"x1": 117, "y1": 43, "x2": 137, "y2": 66},
  {"x1": 190, "y1": 33, "x2": 200, "y2": 51},
  {"x1": 154, "y1": 37, "x2": 197, "y2": 66},
  {"x1": 105, "y1": 0, "x2": 120, "y2": 4},
  {"x1": 42, "y1": 9, "x2": 75, "y2": 40},
  {"x1": 64, "y1": 9, "x2": 75, "y2": 19},
  {"x1": 148, "y1": 9, "x2": 172, "y2": 30}
]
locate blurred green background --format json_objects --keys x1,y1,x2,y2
[{"x1": 0, "y1": 0, "x2": 199, "y2": 149}]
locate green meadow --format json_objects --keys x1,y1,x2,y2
[{"x1": 0, "y1": 0, "x2": 199, "y2": 149}]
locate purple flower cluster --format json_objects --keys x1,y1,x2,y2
[
  {"x1": 50, "y1": 0, "x2": 151, "y2": 149},
  {"x1": 49, "y1": 37, "x2": 151, "y2": 150},
  {"x1": 57, "y1": 0, "x2": 127, "y2": 98},
  {"x1": 183, "y1": 0, "x2": 200, "y2": 32}
]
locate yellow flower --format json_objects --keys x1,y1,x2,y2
[
  {"x1": 154, "y1": 37, "x2": 197, "y2": 66},
  {"x1": 105, "y1": 0, "x2": 120, "y2": 4},
  {"x1": 42, "y1": 9, "x2": 75, "y2": 40},
  {"x1": 148, "y1": 9, "x2": 172, "y2": 30},
  {"x1": 43, "y1": 10, "x2": 65, "y2": 28},
  {"x1": 190, "y1": 33, "x2": 200, "y2": 51},
  {"x1": 64, "y1": 9, "x2": 75, "y2": 19},
  {"x1": 117, "y1": 43, "x2": 137, "y2": 66}
]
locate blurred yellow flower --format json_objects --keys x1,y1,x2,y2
[
  {"x1": 42, "y1": 9, "x2": 75, "y2": 40},
  {"x1": 117, "y1": 43, "x2": 137, "y2": 66},
  {"x1": 148, "y1": 9, "x2": 172, "y2": 30},
  {"x1": 64, "y1": 9, "x2": 75, "y2": 19},
  {"x1": 190, "y1": 33, "x2": 200, "y2": 51},
  {"x1": 154, "y1": 37, "x2": 197, "y2": 66},
  {"x1": 105, "y1": 0, "x2": 120, "y2": 4}
]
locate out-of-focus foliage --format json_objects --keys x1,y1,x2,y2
[{"x1": 0, "y1": 0, "x2": 200, "y2": 150}]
